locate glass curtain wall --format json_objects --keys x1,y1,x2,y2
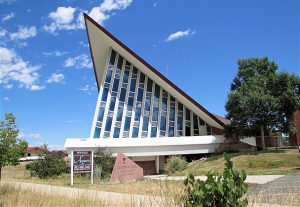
[{"x1": 93, "y1": 49, "x2": 212, "y2": 138}]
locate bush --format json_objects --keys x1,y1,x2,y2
[
  {"x1": 25, "y1": 152, "x2": 67, "y2": 179},
  {"x1": 164, "y1": 156, "x2": 188, "y2": 175},
  {"x1": 93, "y1": 148, "x2": 115, "y2": 179},
  {"x1": 184, "y1": 153, "x2": 248, "y2": 207}
]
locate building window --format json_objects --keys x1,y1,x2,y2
[
  {"x1": 141, "y1": 78, "x2": 153, "y2": 137},
  {"x1": 177, "y1": 102, "x2": 183, "y2": 136},
  {"x1": 185, "y1": 108, "x2": 191, "y2": 136},
  {"x1": 193, "y1": 113, "x2": 199, "y2": 135},
  {"x1": 159, "y1": 90, "x2": 168, "y2": 137},
  {"x1": 168, "y1": 95, "x2": 175, "y2": 137}
]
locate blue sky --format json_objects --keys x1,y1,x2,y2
[{"x1": 0, "y1": 0, "x2": 299, "y2": 149}]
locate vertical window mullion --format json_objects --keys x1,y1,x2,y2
[
  {"x1": 129, "y1": 70, "x2": 140, "y2": 137},
  {"x1": 111, "y1": 57, "x2": 125, "y2": 138},
  {"x1": 119, "y1": 64, "x2": 132, "y2": 137}
]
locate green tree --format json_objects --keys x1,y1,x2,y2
[
  {"x1": 25, "y1": 150, "x2": 67, "y2": 179},
  {"x1": 226, "y1": 57, "x2": 300, "y2": 149},
  {"x1": 0, "y1": 113, "x2": 28, "y2": 181},
  {"x1": 93, "y1": 148, "x2": 115, "y2": 179}
]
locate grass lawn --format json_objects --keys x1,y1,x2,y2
[{"x1": 182, "y1": 148, "x2": 300, "y2": 176}]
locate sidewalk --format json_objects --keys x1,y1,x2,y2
[{"x1": 144, "y1": 174, "x2": 285, "y2": 184}]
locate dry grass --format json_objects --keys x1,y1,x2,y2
[
  {"x1": 183, "y1": 149, "x2": 300, "y2": 176},
  {"x1": 246, "y1": 187, "x2": 300, "y2": 207},
  {"x1": 2, "y1": 162, "x2": 185, "y2": 196},
  {"x1": 0, "y1": 183, "x2": 122, "y2": 207}
]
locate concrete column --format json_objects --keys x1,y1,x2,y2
[{"x1": 155, "y1": 155, "x2": 159, "y2": 174}]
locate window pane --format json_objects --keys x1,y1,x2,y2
[
  {"x1": 137, "y1": 88, "x2": 144, "y2": 102},
  {"x1": 168, "y1": 127, "x2": 174, "y2": 137},
  {"x1": 109, "y1": 97, "x2": 116, "y2": 111},
  {"x1": 147, "y1": 79, "x2": 153, "y2": 92},
  {"x1": 116, "y1": 107, "x2": 123, "y2": 121},
  {"x1": 105, "y1": 117, "x2": 113, "y2": 132},
  {"x1": 193, "y1": 114, "x2": 199, "y2": 130},
  {"x1": 124, "y1": 117, "x2": 131, "y2": 131},
  {"x1": 178, "y1": 102, "x2": 183, "y2": 111},
  {"x1": 185, "y1": 108, "x2": 190, "y2": 120},
  {"x1": 160, "y1": 116, "x2": 166, "y2": 130},
  {"x1": 109, "y1": 50, "x2": 116, "y2": 65},
  {"x1": 117, "y1": 55, "x2": 123, "y2": 70},
  {"x1": 101, "y1": 87, "x2": 109, "y2": 102},
  {"x1": 162, "y1": 97, "x2": 167, "y2": 111},
  {"x1": 142, "y1": 116, "x2": 149, "y2": 131},
  {"x1": 140, "y1": 73, "x2": 145, "y2": 82},
  {"x1": 185, "y1": 126, "x2": 191, "y2": 136},
  {"x1": 93, "y1": 127, "x2": 101, "y2": 138},
  {"x1": 132, "y1": 127, "x2": 139, "y2": 138},
  {"x1": 97, "y1": 107, "x2": 105, "y2": 122},
  {"x1": 112, "y1": 78, "x2": 119, "y2": 92},
  {"x1": 105, "y1": 70, "x2": 113, "y2": 83},
  {"x1": 177, "y1": 116, "x2": 183, "y2": 130},
  {"x1": 113, "y1": 127, "x2": 120, "y2": 138},
  {"x1": 130, "y1": 79, "x2": 136, "y2": 92},
  {"x1": 119, "y1": 88, "x2": 126, "y2": 102},
  {"x1": 127, "y1": 97, "x2": 134, "y2": 111},
  {"x1": 145, "y1": 97, "x2": 151, "y2": 111},
  {"x1": 169, "y1": 108, "x2": 175, "y2": 121},
  {"x1": 151, "y1": 127, "x2": 157, "y2": 137},
  {"x1": 134, "y1": 107, "x2": 141, "y2": 121},
  {"x1": 152, "y1": 107, "x2": 158, "y2": 121}
]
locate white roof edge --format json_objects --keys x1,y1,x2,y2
[{"x1": 64, "y1": 135, "x2": 225, "y2": 148}]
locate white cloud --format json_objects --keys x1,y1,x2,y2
[
  {"x1": 47, "y1": 73, "x2": 65, "y2": 83},
  {"x1": 63, "y1": 54, "x2": 92, "y2": 69},
  {"x1": 9, "y1": 25, "x2": 37, "y2": 40},
  {"x1": 3, "y1": 96, "x2": 10, "y2": 101},
  {"x1": 0, "y1": 47, "x2": 44, "y2": 90},
  {"x1": 29, "y1": 85, "x2": 45, "y2": 91},
  {"x1": 18, "y1": 42, "x2": 28, "y2": 48},
  {"x1": 18, "y1": 132, "x2": 41, "y2": 139},
  {"x1": 0, "y1": 0, "x2": 15, "y2": 4},
  {"x1": 64, "y1": 119, "x2": 82, "y2": 123},
  {"x1": 0, "y1": 29, "x2": 7, "y2": 37},
  {"x1": 28, "y1": 133, "x2": 41, "y2": 138},
  {"x1": 79, "y1": 84, "x2": 96, "y2": 95},
  {"x1": 165, "y1": 29, "x2": 196, "y2": 42},
  {"x1": 43, "y1": 51, "x2": 67, "y2": 57},
  {"x1": 44, "y1": 0, "x2": 133, "y2": 34},
  {"x1": 80, "y1": 41, "x2": 89, "y2": 47},
  {"x1": 2, "y1": 12, "x2": 14, "y2": 22},
  {"x1": 49, "y1": 7, "x2": 76, "y2": 24},
  {"x1": 4, "y1": 84, "x2": 12, "y2": 89},
  {"x1": 153, "y1": 2, "x2": 157, "y2": 7}
]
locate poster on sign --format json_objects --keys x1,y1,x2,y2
[{"x1": 70, "y1": 150, "x2": 93, "y2": 185}]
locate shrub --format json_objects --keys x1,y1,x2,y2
[
  {"x1": 164, "y1": 156, "x2": 188, "y2": 175},
  {"x1": 93, "y1": 148, "x2": 115, "y2": 179},
  {"x1": 25, "y1": 152, "x2": 67, "y2": 179},
  {"x1": 184, "y1": 153, "x2": 248, "y2": 207}
]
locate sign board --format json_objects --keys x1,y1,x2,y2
[
  {"x1": 73, "y1": 151, "x2": 92, "y2": 173},
  {"x1": 110, "y1": 152, "x2": 143, "y2": 184},
  {"x1": 70, "y1": 150, "x2": 93, "y2": 185}
]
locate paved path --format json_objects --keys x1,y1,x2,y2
[
  {"x1": 1, "y1": 181, "x2": 167, "y2": 207},
  {"x1": 248, "y1": 172, "x2": 300, "y2": 206},
  {"x1": 145, "y1": 174, "x2": 285, "y2": 184}
]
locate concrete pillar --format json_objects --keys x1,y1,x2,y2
[{"x1": 155, "y1": 155, "x2": 159, "y2": 174}]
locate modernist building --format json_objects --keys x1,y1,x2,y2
[{"x1": 65, "y1": 14, "x2": 234, "y2": 174}]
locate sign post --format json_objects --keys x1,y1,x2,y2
[{"x1": 70, "y1": 150, "x2": 93, "y2": 186}]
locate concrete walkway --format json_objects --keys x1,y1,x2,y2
[
  {"x1": 144, "y1": 174, "x2": 285, "y2": 184},
  {"x1": 247, "y1": 172, "x2": 300, "y2": 206}
]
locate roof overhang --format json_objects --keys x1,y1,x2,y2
[{"x1": 84, "y1": 13, "x2": 225, "y2": 129}]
